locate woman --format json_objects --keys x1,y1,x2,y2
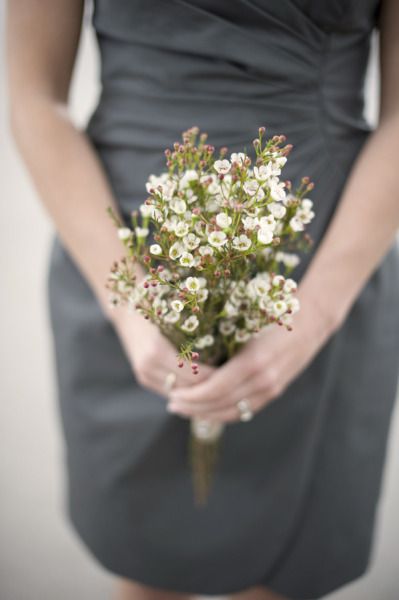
[{"x1": 6, "y1": 1, "x2": 399, "y2": 599}]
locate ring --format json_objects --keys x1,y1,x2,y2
[
  {"x1": 236, "y1": 398, "x2": 253, "y2": 422},
  {"x1": 164, "y1": 371, "x2": 177, "y2": 394}
]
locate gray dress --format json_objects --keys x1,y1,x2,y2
[{"x1": 47, "y1": 1, "x2": 399, "y2": 598}]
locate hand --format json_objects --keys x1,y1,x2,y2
[
  {"x1": 111, "y1": 309, "x2": 216, "y2": 399},
  {"x1": 167, "y1": 291, "x2": 338, "y2": 423}
]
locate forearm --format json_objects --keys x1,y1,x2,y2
[
  {"x1": 298, "y1": 113, "x2": 399, "y2": 333},
  {"x1": 10, "y1": 96, "x2": 144, "y2": 323}
]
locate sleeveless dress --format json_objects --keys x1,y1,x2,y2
[{"x1": 46, "y1": 1, "x2": 399, "y2": 598}]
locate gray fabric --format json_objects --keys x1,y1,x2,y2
[{"x1": 46, "y1": 1, "x2": 399, "y2": 598}]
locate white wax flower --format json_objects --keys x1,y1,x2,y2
[
  {"x1": 150, "y1": 244, "x2": 162, "y2": 255},
  {"x1": 197, "y1": 288, "x2": 209, "y2": 302},
  {"x1": 301, "y1": 198, "x2": 313, "y2": 210},
  {"x1": 272, "y1": 300, "x2": 288, "y2": 317},
  {"x1": 171, "y1": 300, "x2": 184, "y2": 313},
  {"x1": 219, "y1": 320, "x2": 235, "y2": 335},
  {"x1": 208, "y1": 231, "x2": 228, "y2": 248},
  {"x1": 287, "y1": 297, "x2": 301, "y2": 313},
  {"x1": 183, "y1": 233, "x2": 201, "y2": 250},
  {"x1": 269, "y1": 177, "x2": 286, "y2": 201},
  {"x1": 275, "y1": 251, "x2": 300, "y2": 268},
  {"x1": 139, "y1": 204, "x2": 153, "y2": 217},
  {"x1": 283, "y1": 278, "x2": 297, "y2": 293},
  {"x1": 230, "y1": 152, "x2": 248, "y2": 166},
  {"x1": 135, "y1": 227, "x2": 149, "y2": 238},
  {"x1": 216, "y1": 213, "x2": 232, "y2": 228},
  {"x1": 195, "y1": 334, "x2": 215, "y2": 349},
  {"x1": 232, "y1": 235, "x2": 251, "y2": 251},
  {"x1": 174, "y1": 221, "x2": 190, "y2": 237},
  {"x1": 170, "y1": 199, "x2": 187, "y2": 214},
  {"x1": 257, "y1": 229, "x2": 273, "y2": 244},
  {"x1": 259, "y1": 215, "x2": 276, "y2": 231},
  {"x1": 185, "y1": 189, "x2": 198, "y2": 204},
  {"x1": 242, "y1": 216, "x2": 258, "y2": 231},
  {"x1": 164, "y1": 311, "x2": 180, "y2": 324},
  {"x1": 169, "y1": 241, "x2": 184, "y2": 259},
  {"x1": 272, "y1": 274, "x2": 285, "y2": 286},
  {"x1": 117, "y1": 227, "x2": 131, "y2": 240},
  {"x1": 268, "y1": 202, "x2": 287, "y2": 219},
  {"x1": 185, "y1": 276, "x2": 201, "y2": 293},
  {"x1": 235, "y1": 329, "x2": 251, "y2": 343},
  {"x1": 198, "y1": 245, "x2": 214, "y2": 256},
  {"x1": 289, "y1": 216, "x2": 304, "y2": 231},
  {"x1": 243, "y1": 179, "x2": 263, "y2": 197},
  {"x1": 180, "y1": 169, "x2": 199, "y2": 189},
  {"x1": 214, "y1": 159, "x2": 231, "y2": 174},
  {"x1": 181, "y1": 315, "x2": 199, "y2": 332},
  {"x1": 253, "y1": 164, "x2": 272, "y2": 182},
  {"x1": 179, "y1": 252, "x2": 195, "y2": 267}
]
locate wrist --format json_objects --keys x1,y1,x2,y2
[{"x1": 296, "y1": 286, "x2": 344, "y2": 343}]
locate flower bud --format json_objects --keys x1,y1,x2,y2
[
  {"x1": 192, "y1": 352, "x2": 200, "y2": 360},
  {"x1": 258, "y1": 126, "x2": 266, "y2": 135},
  {"x1": 178, "y1": 360, "x2": 185, "y2": 368}
]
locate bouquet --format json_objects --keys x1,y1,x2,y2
[{"x1": 106, "y1": 126, "x2": 315, "y2": 507}]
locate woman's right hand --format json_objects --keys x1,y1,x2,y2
[{"x1": 111, "y1": 310, "x2": 216, "y2": 401}]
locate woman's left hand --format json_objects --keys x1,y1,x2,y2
[{"x1": 168, "y1": 292, "x2": 339, "y2": 423}]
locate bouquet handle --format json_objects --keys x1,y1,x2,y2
[{"x1": 189, "y1": 417, "x2": 225, "y2": 507}]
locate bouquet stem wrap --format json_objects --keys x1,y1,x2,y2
[{"x1": 189, "y1": 417, "x2": 225, "y2": 507}]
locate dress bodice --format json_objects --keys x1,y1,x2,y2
[{"x1": 85, "y1": 0, "x2": 381, "y2": 278}]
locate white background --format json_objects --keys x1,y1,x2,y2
[{"x1": 0, "y1": 4, "x2": 398, "y2": 599}]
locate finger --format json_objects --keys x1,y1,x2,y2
[
  {"x1": 155, "y1": 343, "x2": 215, "y2": 388},
  {"x1": 171, "y1": 392, "x2": 264, "y2": 424},
  {"x1": 168, "y1": 370, "x2": 272, "y2": 415},
  {"x1": 168, "y1": 353, "x2": 253, "y2": 405}
]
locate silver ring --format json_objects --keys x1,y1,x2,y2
[
  {"x1": 236, "y1": 398, "x2": 253, "y2": 422},
  {"x1": 164, "y1": 371, "x2": 177, "y2": 394}
]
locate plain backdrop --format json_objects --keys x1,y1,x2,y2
[{"x1": 1, "y1": 4, "x2": 398, "y2": 600}]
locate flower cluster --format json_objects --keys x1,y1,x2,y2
[{"x1": 107, "y1": 126, "x2": 315, "y2": 369}]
